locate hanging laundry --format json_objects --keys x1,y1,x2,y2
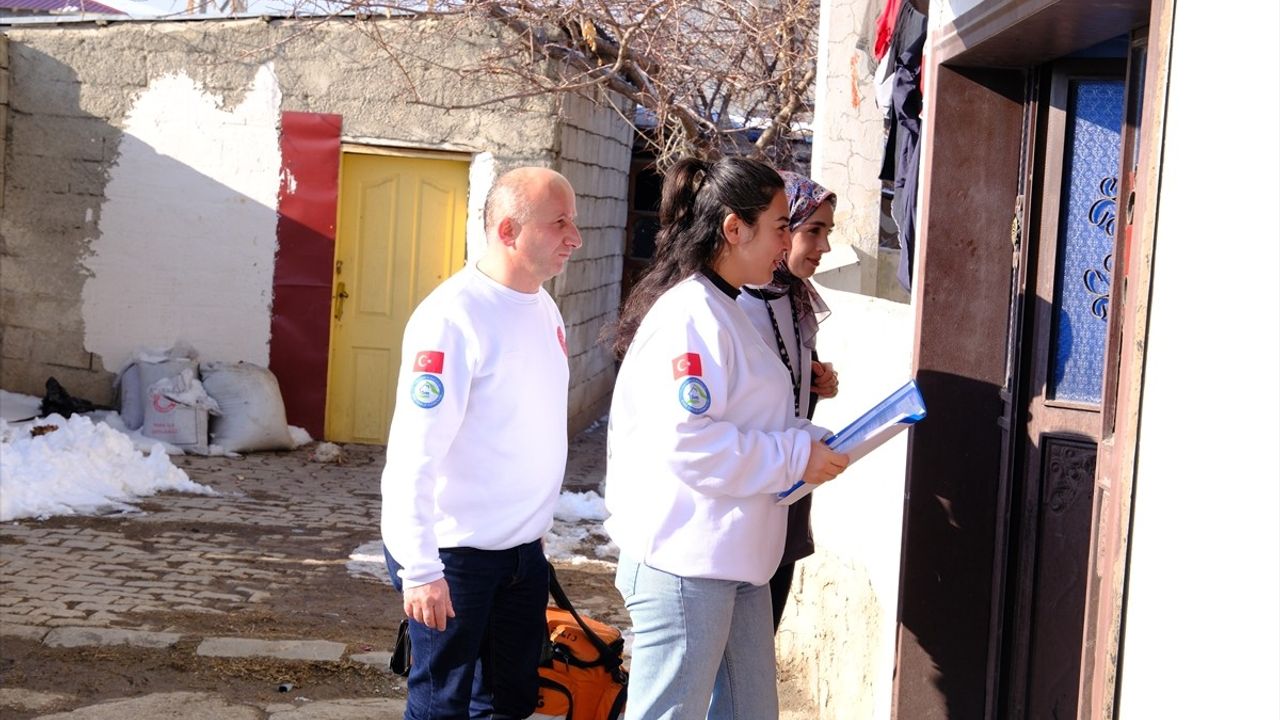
[
  {"x1": 873, "y1": 0, "x2": 904, "y2": 62},
  {"x1": 879, "y1": 0, "x2": 927, "y2": 292}
]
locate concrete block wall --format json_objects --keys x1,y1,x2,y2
[
  {"x1": 0, "y1": 30, "x2": 119, "y2": 403},
  {"x1": 551, "y1": 89, "x2": 631, "y2": 436},
  {"x1": 0, "y1": 33, "x2": 12, "y2": 399},
  {"x1": 1, "y1": 34, "x2": 7, "y2": 212}
]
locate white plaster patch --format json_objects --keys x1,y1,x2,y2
[
  {"x1": 466, "y1": 152, "x2": 495, "y2": 262},
  {"x1": 83, "y1": 66, "x2": 283, "y2": 372}
]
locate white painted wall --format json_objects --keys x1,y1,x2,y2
[
  {"x1": 801, "y1": 284, "x2": 915, "y2": 719},
  {"x1": 81, "y1": 65, "x2": 283, "y2": 371},
  {"x1": 466, "y1": 152, "x2": 495, "y2": 262},
  {"x1": 1118, "y1": 3, "x2": 1280, "y2": 717}
]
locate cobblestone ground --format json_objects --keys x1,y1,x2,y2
[{"x1": 0, "y1": 420, "x2": 621, "y2": 719}]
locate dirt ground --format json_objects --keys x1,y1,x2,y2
[
  {"x1": 0, "y1": 431, "x2": 625, "y2": 719},
  {"x1": 0, "y1": 566, "x2": 620, "y2": 718}
]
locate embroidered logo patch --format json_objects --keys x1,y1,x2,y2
[
  {"x1": 557, "y1": 326, "x2": 568, "y2": 357},
  {"x1": 410, "y1": 374, "x2": 444, "y2": 409},
  {"x1": 672, "y1": 353, "x2": 702, "y2": 379},
  {"x1": 678, "y1": 377, "x2": 711, "y2": 415},
  {"x1": 414, "y1": 351, "x2": 445, "y2": 374}
]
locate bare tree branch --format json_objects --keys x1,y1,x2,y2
[{"x1": 280, "y1": 0, "x2": 818, "y2": 169}]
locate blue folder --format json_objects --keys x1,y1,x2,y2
[{"x1": 776, "y1": 379, "x2": 927, "y2": 505}]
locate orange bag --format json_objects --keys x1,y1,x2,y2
[{"x1": 535, "y1": 567, "x2": 627, "y2": 720}]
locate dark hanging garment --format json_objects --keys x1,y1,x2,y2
[
  {"x1": 884, "y1": 0, "x2": 928, "y2": 292},
  {"x1": 879, "y1": 113, "x2": 898, "y2": 182}
]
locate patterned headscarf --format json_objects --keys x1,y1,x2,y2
[
  {"x1": 758, "y1": 172, "x2": 836, "y2": 345},
  {"x1": 780, "y1": 171, "x2": 837, "y2": 230}
]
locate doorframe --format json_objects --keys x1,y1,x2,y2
[
  {"x1": 894, "y1": 1, "x2": 1172, "y2": 718},
  {"x1": 1079, "y1": 7, "x2": 1174, "y2": 716}
]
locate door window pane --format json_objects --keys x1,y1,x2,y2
[{"x1": 1049, "y1": 79, "x2": 1124, "y2": 404}]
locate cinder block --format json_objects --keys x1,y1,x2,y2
[
  {"x1": 3, "y1": 293, "x2": 83, "y2": 337},
  {"x1": 31, "y1": 331, "x2": 92, "y2": 370},
  {"x1": 0, "y1": 354, "x2": 43, "y2": 398},
  {"x1": 607, "y1": 198, "x2": 629, "y2": 227},
  {"x1": 1, "y1": 325, "x2": 33, "y2": 361},
  {"x1": 7, "y1": 77, "x2": 86, "y2": 118},
  {"x1": 11, "y1": 116, "x2": 115, "y2": 162},
  {"x1": 71, "y1": 52, "x2": 149, "y2": 89},
  {"x1": 7, "y1": 154, "x2": 108, "y2": 197},
  {"x1": 567, "y1": 381, "x2": 587, "y2": 417}
]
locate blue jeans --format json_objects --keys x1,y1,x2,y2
[
  {"x1": 614, "y1": 555, "x2": 778, "y2": 720},
  {"x1": 385, "y1": 542, "x2": 549, "y2": 720}
]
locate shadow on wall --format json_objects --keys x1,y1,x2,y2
[
  {"x1": 2, "y1": 45, "x2": 281, "y2": 409},
  {"x1": 1, "y1": 47, "x2": 121, "y2": 402},
  {"x1": 896, "y1": 368, "x2": 1005, "y2": 719}
]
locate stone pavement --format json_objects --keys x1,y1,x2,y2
[{"x1": 0, "y1": 419, "x2": 615, "y2": 719}]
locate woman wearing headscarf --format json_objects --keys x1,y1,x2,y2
[
  {"x1": 604, "y1": 157, "x2": 852, "y2": 719},
  {"x1": 736, "y1": 171, "x2": 840, "y2": 631}
]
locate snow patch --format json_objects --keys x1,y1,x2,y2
[{"x1": 0, "y1": 414, "x2": 216, "y2": 522}]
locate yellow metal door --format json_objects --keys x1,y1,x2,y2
[{"x1": 326, "y1": 152, "x2": 469, "y2": 444}]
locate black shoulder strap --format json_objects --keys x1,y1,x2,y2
[{"x1": 548, "y1": 564, "x2": 623, "y2": 673}]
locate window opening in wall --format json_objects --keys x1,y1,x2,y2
[{"x1": 623, "y1": 154, "x2": 662, "y2": 301}]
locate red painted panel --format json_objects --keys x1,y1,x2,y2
[{"x1": 270, "y1": 111, "x2": 342, "y2": 440}]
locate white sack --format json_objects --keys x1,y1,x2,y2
[{"x1": 200, "y1": 362, "x2": 293, "y2": 453}]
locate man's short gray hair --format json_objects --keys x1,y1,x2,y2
[{"x1": 483, "y1": 170, "x2": 536, "y2": 235}]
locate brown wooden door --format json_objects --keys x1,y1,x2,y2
[{"x1": 1003, "y1": 56, "x2": 1140, "y2": 719}]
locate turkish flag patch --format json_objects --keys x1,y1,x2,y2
[
  {"x1": 672, "y1": 353, "x2": 702, "y2": 379},
  {"x1": 557, "y1": 326, "x2": 568, "y2": 357},
  {"x1": 414, "y1": 350, "x2": 445, "y2": 374}
]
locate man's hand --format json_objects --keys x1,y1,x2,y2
[
  {"x1": 802, "y1": 440, "x2": 851, "y2": 486},
  {"x1": 404, "y1": 577, "x2": 455, "y2": 631},
  {"x1": 811, "y1": 361, "x2": 839, "y2": 399}
]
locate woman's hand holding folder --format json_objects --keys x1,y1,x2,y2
[{"x1": 803, "y1": 439, "x2": 852, "y2": 486}]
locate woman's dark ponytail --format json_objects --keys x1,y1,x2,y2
[{"x1": 658, "y1": 158, "x2": 709, "y2": 233}]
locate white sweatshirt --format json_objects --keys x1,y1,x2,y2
[
  {"x1": 380, "y1": 264, "x2": 569, "y2": 587},
  {"x1": 604, "y1": 273, "x2": 828, "y2": 585}
]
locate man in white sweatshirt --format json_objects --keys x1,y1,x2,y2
[{"x1": 381, "y1": 167, "x2": 581, "y2": 720}]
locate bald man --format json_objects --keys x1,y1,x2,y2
[{"x1": 381, "y1": 167, "x2": 582, "y2": 719}]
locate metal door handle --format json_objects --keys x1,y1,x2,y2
[{"x1": 335, "y1": 282, "x2": 349, "y2": 320}]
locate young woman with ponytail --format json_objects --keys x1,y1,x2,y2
[{"x1": 603, "y1": 157, "x2": 852, "y2": 719}]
